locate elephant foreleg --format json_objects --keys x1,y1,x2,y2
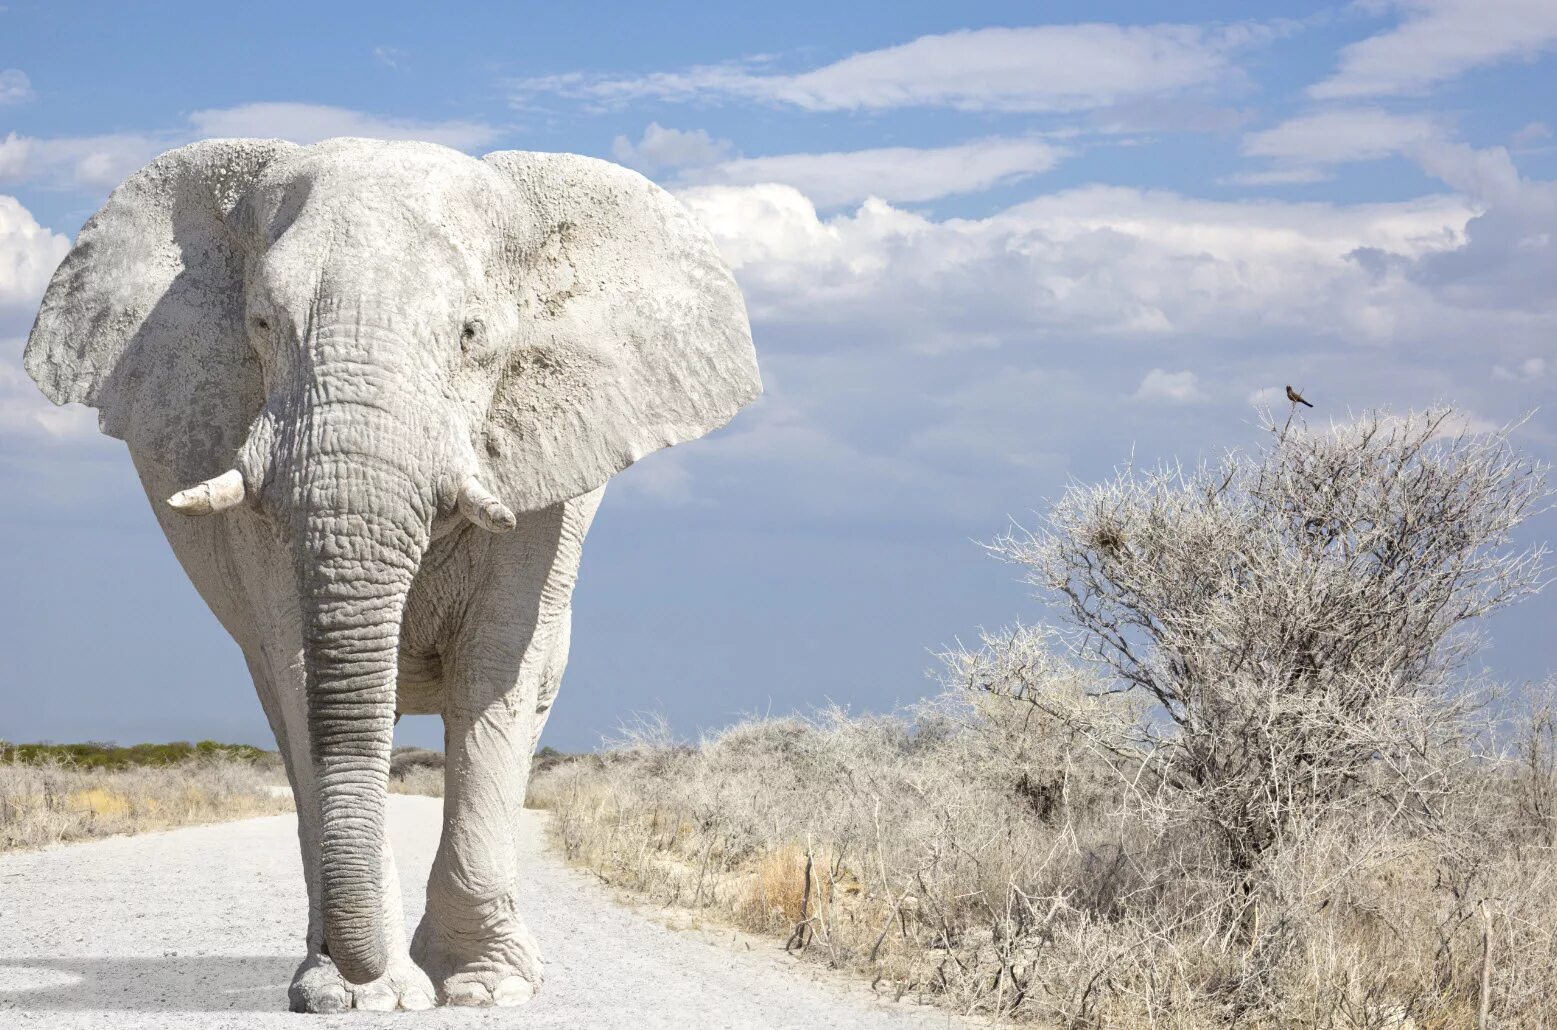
[
  {"x1": 409, "y1": 652, "x2": 550, "y2": 1007},
  {"x1": 410, "y1": 490, "x2": 598, "y2": 1007}
]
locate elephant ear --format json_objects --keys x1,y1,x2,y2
[
  {"x1": 480, "y1": 151, "x2": 761, "y2": 511},
  {"x1": 24, "y1": 138, "x2": 299, "y2": 484}
]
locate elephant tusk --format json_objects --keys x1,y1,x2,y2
[
  {"x1": 166, "y1": 469, "x2": 247, "y2": 516},
  {"x1": 457, "y1": 476, "x2": 517, "y2": 533}
]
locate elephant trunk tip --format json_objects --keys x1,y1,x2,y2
[
  {"x1": 167, "y1": 468, "x2": 246, "y2": 516},
  {"x1": 325, "y1": 932, "x2": 389, "y2": 986}
]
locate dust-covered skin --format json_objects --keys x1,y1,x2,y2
[
  {"x1": 0, "y1": 798, "x2": 965, "y2": 1029},
  {"x1": 21, "y1": 138, "x2": 761, "y2": 1010}
]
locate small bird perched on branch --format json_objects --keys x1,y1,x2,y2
[{"x1": 1286, "y1": 385, "x2": 1314, "y2": 408}]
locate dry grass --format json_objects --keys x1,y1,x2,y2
[
  {"x1": 388, "y1": 765, "x2": 445, "y2": 796},
  {"x1": 0, "y1": 754, "x2": 293, "y2": 851},
  {"x1": 530, "y1": 701, "x2": 1557, "y2": 1027}
]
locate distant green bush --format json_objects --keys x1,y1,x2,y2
[{"x1": 0, "y1": 740, "x2": 275, "y2": 770}]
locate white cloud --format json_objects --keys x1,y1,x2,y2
[
  {"x1": 678, "y1": 181, "x2": 1479, "y2": 351},
  {"x1": 0, "y1": 69, "x2": 31, "y2": 105},
  {"x1": 1134, "y1": 368, "x2": 1206, "y2": 403},
  {"x1": 1513, "y1": 121, "x2": 1552, "y2": 147},
  {"x1": 0, "y1": 197, "x2": 98, "y2": 442},
  {"x1": 0, "y1": 103, "x2": 501, "y2": 192},
  {"x1": 514, "y1": 22, "x2": 1276, "y2": 114},
  {"x1": 611, "y1": 123, "x2": 732, "y2": 173},
  {"x1": 1493, "y1": 357, "x2": 1547, "y2": 381},
  {"x1": 372, "y1": 46, "x2": 404, "y2": 69},
  {"x1": 0, "y1": 349, "x2": 97, "y2": 440},
  {"x1": 1248, "y1": 385, "x2": 1287, "y2": 407},
  {"x1": 1310, "y1": 0, "x2": 1557, "y2": 99},
  {"x1": 185, "y1": 102, "x2": 498, "y2": 149},
  {"x1": 1410, "y1": 139, "x2": 1523, "y2": 203},
  {"x1": 1222, "y1": 167, "x2": 1332, "y2": 186},
  {"x1": 0, "y1": 194, "x2": 69, "y2": 311},
  {"x1": 1404, "y1": 144, "x2": 1557, "y2": 312},
  {"x1": 0, "y1": 130, "x2": 169, "y2": 191},
  {"x1": 669, "y1": 155, "x2": 1557, "y2": 526},
  {"x1": 1241, "y1": 108, "x2": 1441, "y2": 166},
  {"x1": 680, "y1": 137, "x2": 1068, "y2": 207}
]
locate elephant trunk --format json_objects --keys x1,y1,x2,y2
[{"x1": 293, "y1": 379, "x2": 436, "y2": 985}]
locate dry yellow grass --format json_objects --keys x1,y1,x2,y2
[
  {"x1": 529, "y1": 703, "x2": 1557, "y2": 1028},
  {"x1": 0, "y1": 756, "x2": 292, "y2": 851},
  {"x1": 388, "y1": 765, "x2": 444, "y2": 796}
]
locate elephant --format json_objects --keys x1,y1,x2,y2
[{"x1": 23, "y1": 137, "x2": 760, "y2": 1011}]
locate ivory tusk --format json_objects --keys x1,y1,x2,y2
[
  {"x1": 457, "y1": 476, "x2": 517, "y2": 533},
  {"x1": 166, "y1": 469, "x2": 246, "y2": 516}
]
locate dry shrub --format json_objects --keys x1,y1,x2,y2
[
  {"x1": 389, "y1": 764, "x2": 445, "y2": 797},
  {"x1": 0, "y1": 754, "x2": 291, "y2": 851},
  {"x1": 532, "y1": 408, "x2": 1557, "y2": 1027}
]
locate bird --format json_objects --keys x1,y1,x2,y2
[{"x1": 1286, "y1": 385, "x2": 1313, "y2": 408}]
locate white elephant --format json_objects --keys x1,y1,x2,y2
[{"x1": 23, "y1": 137, "x2": 760, "y2": 1011}]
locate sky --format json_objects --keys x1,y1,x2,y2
[{"x1": 1, "y1": 1, "x2": 1555, "y2": 753}]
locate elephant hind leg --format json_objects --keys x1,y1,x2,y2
[{"x1": 529, "y1": 605, "x2": 571, "y2": 755}]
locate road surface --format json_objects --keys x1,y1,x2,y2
[{"x1": 0, "y1": 796, "x2": 965, "y2": 1029}]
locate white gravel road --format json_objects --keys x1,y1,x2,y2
[{"x1": 0, "y1": 796, "x2": 966, "y2": 1029}]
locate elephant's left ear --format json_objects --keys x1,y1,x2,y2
[{"x1": 479, "y1": 151, "x2": 761, "y2": 512}]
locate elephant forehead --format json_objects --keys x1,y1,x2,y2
[{"x1": 249, "y1": 140, "x2": 509, "y2": 246}]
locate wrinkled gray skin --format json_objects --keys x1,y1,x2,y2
[{"x1": 23, "y1": 138, "x2": 760, "y2": 1012}]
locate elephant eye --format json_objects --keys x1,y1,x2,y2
[
  {"x1": 461, "y1": 321, "x2": 481, "y2": 350},
  {"x1": 252, "y1": 316, "x2": 270, "y2": 332}
]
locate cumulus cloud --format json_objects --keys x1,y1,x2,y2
[
  {"x1": 185, "y1": 102, "x2": 498, "y2": 149},
  {"x1": 679, "y1": 181, "x2": 1478, "y2": 352},
  {"x1": 679, "y1": 137, "x2": 1068, "y2": 207},
  {"x1": 1405, "y1": 144, "x2": 1557, "y2": 313},
  {"x1": 514, "y1": 22, "x2": 1279, "y2": 114},
  {"x1": 0, "y1": 194, "x2": 69, "y2": 312},
  {"x1": 1310, "y1": 0, "x2": 1557, "y2": 99},
  {"x1": 664, "y1": 161, "x2": 1557, "y2": 520},
  {"x1": 1134, "y1": 369, "x2": 1206, "y2": 403},
  {"x1": 0, "y1": 69, "x2": 32, "y2": 105},
  {"x1": 0, "y1": 196, "x2": 97, "y2": 442},
  {"x1": 0, "y1": 103, "x2": 500, "y2": 192},
  {"x1": 611, "y1": 123, "x2": 732, "y2": 173}
]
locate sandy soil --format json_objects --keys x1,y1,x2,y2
[{"x1": 0, "y1": 796, "x2": 966, "y2": 1029}]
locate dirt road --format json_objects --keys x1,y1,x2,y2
[{"x1": 0, "y1": 796, "x2": 963, "y2": 1029}]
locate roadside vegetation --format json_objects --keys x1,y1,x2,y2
[
  {"x1": 1, "y1": 739, "x2": 459, "y2": 849},
  {"x1": 388, "y1": 746, "x2": 446, "y2": 796},
  {"x1": 0, "y1": 742, "x2": 289, "y2": 850},
  {"x1": 529, "y1": 408, "x2": 1557, "y2": 1028}
]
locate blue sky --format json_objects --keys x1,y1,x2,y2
[{"x1": 2, "y1": 1, "x2": 1555, "y2": 752}]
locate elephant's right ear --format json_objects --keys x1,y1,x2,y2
[{"x1": 23, "y1": 138, "x2": 298, "y2": 484}]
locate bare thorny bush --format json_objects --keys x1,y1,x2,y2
[{"x1": 532, "y1": 407, "x2": 1557, "y2": 1027}]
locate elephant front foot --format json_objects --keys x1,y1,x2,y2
[
  {"x1": 288, "y1": 952, "x2": 436, "y2": 1013},
  {"x1": 410, "y1": 907, "x2": 542, "y2": 1008}
]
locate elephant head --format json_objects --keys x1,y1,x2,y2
[{"x1": 23, "y1": 137, "x2": 760, "y2": 984}]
